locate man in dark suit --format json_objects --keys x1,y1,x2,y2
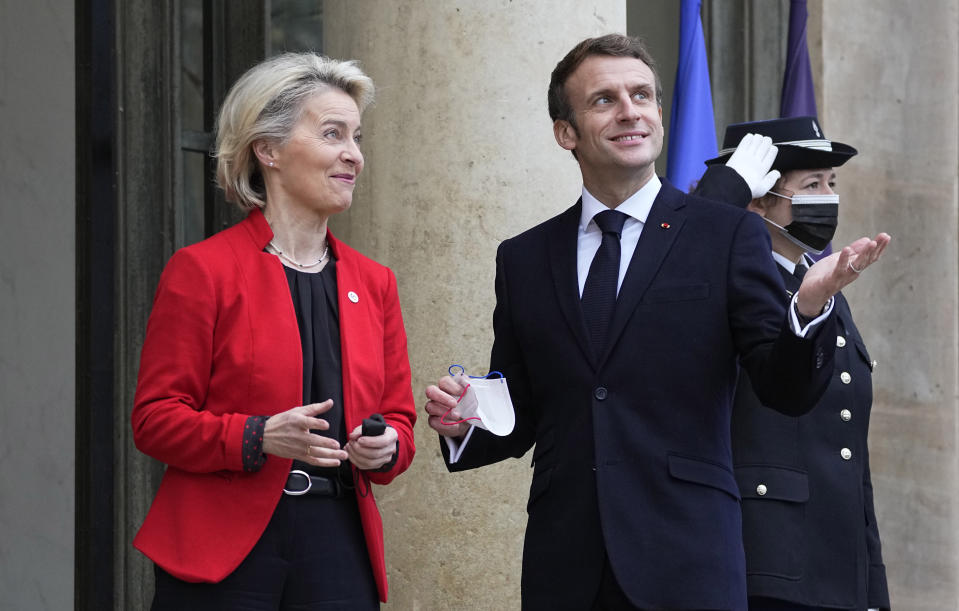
[
  {"x1": 424, "y1": 35, "x2": 890, "y2": 610},
  {"x1": 704, "y1": 118, "x2": 890, "y2": 611}
]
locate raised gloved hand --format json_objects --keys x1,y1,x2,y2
[{"x1": 725, "y1": 133, "x2": 781, "y2": 199}]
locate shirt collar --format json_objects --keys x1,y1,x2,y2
[
  {"x1": 772, "y1": 251, "x2": 811, "y2": 274},
  {"x1": 579, "y1": 175, "x2": 662, "y2": 232}
]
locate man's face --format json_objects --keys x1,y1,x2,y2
[{"x1": 553, "y1": 55, "x2": 664, "y2": 188}]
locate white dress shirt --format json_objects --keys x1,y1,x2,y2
[
  {"x1": 577, "y1": 177, "x2": 661, "y2": 296},
  {"x1": 772, "y1": 250, "x2": 805, "y2": 275}
]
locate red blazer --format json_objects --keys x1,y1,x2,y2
[{"x1": 131, "y1": 208, "x2": 416, "y2": 602}]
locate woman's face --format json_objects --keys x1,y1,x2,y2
[
  {"x1": 268, "y1": 88, "x2": 364, "y2": 218},
  {"x1": 764, "y1": 167, "x2": 838, "y2": 227}
]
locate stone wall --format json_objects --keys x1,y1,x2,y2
[
  {"x1": 0, "y1": 2, "x2": 75, "y2": 610},
  {"x1": 818, "y1": 1, "x2": 959, "y2": 607}
]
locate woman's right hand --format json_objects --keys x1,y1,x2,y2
[{"x1": 262, "y1": 400, "x2": 349, "y2": 468}]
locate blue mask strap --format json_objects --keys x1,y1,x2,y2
[{"x1": 448, "y1": 363, "x2": 504, "y2": 379}]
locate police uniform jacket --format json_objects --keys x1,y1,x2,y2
[{"x1": 731, "y1": 259, "x2": 890, "y2": 610}]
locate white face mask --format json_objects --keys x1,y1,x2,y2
[
  {"x1": 765, "y1": 192, "x2": 840, "y2": 254},
  {"x1": 443, "y1": 369, "x2": 516, "y2": 436},
  {"x1": 454, "y1": 375, "x2": 516, "y2": 436}
]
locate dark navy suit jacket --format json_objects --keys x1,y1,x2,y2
[{"x1": 442, "y1": 178, "x2": 836, "y2": 610}]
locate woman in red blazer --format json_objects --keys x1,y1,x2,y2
[{"x1": 131, "y1": 52, "x2": 416, "y2": 610}]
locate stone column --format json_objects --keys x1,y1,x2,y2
[
  {"x1": 324, "y1": 2, "x2": 625, "y2": 607},
  {"x1": 817, "y1": 1, "x2": 959, "y2": 608},
  {"x1": 0, "y1": 3, "x2": 75, "y2": 610}
]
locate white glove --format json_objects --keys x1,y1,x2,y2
[{"x1": 725, "y1": 133, "x2": 781, "y2": 199}]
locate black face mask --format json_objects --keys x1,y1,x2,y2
[{"x1": 766, "y1": 192, "x2": 839, "y2": 254}]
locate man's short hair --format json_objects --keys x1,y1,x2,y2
[{"x1": 548, "y1": 34, "x2": 663, "y2": 130}]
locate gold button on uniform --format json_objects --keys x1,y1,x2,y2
[
  {"x1": 840, "y1": 371, "x2": 852, "y2": 384},
  {"x1": 756, "y1": 484, "x2": 767, "y2": 496},
  {"x1": 840, "y1": 409, "x2": 852, "y2": 422},
  {"x1": 841, "y1": 448, "x2": 852, "y2": 460},
  {"x1": 836, "y1": 335, "x2": 846, "y2": 347}
]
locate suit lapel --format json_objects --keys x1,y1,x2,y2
[
  {"x1": 599, "y1": 183, "x2": 687, "y2": 366},
  {"x1": 548, "y1": 200, "x2": 596, "y2": 367}
]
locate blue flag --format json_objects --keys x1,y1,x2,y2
[
  {"x1": 666, "y1": 0, "x2": 717, "y2": 193},
  {"x1": 781, "y1": 0, "x2": 818, "y2": 118},
  {"x1": 781, "y1": 0, "x2": 830, "y2": 257}
]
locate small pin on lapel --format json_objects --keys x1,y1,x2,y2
[
  {"x1": 660, "y1": 222, "x2": 670, "y2": 229},
  {"x1": 348, "y1": 291, "x2": 359, "y2": 303}
]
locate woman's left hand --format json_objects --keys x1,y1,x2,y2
[{"x1": 345, "y1": 424, "x2": 398, "y2": 471}]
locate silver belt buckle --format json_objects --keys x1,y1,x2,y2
[{"x1": 283, "y1": 469, "x2": 312, "y2": 496}]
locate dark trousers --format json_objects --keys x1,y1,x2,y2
[{"x1": 151, "y1": 493, "x2": 378, "y2": 611}]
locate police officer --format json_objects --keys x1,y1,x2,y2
[{"x1": 706, "y1": 116, "x2": 891, "y2": 611}]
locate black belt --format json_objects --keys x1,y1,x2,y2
[{"x1": 283, "y1": 469, "x2": 342, "y2": 497}]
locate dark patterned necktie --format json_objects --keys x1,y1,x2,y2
[
  {"x1": 582, "y1": 209, "x2": 629, "y2": 356},
  {"x1": 794, "y1": 261, "x2": 808, "y2": 281}
]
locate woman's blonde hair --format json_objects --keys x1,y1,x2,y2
[{"x1": 214, "y1": 52, "x2": 375, "y2": 210}]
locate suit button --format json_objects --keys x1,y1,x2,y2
[
  {"x1": 836, "y1": 335, "x2": 846, "y2": 348},
  {"x1": 840, "y1": 409, "x2": 852, "y2": 422},
  {"x1": 756, "y1": 484, "x2": 767, "y2": 496},
  {"x1": 594, "y1": 387, "x2": 608, "y2": 400},
  {"x1": 840, "y1": 371, "x2": 852, "y2": 384},
  {"x1": 841, "y1": 448, "x2": 852, "y2": 460}
]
